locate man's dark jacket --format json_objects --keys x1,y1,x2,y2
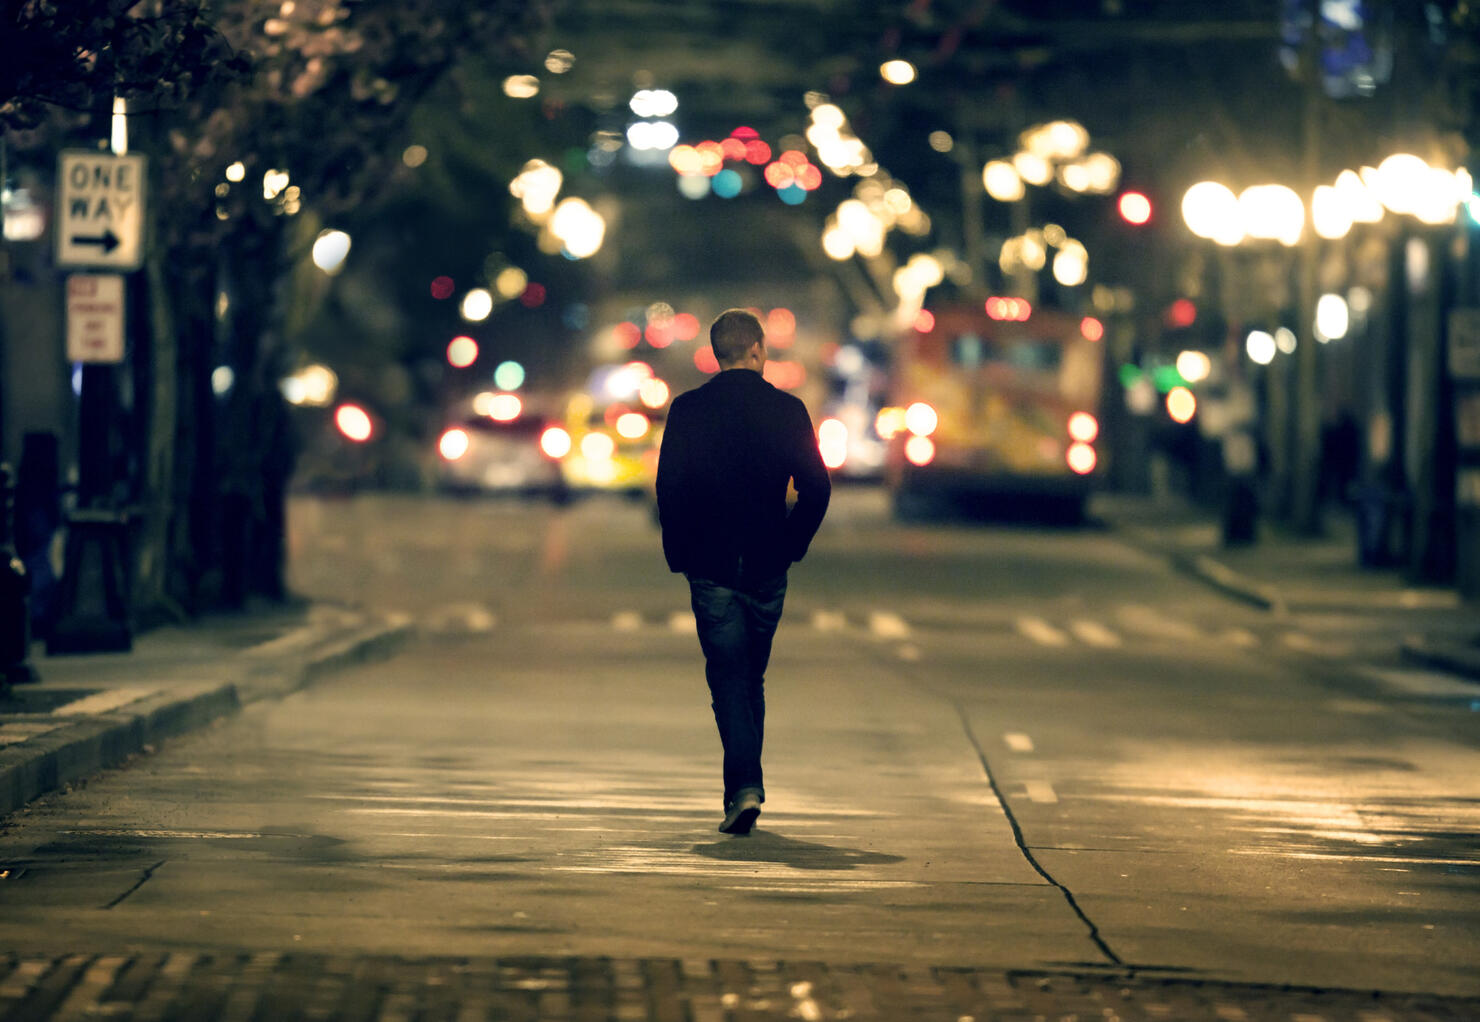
[{"x1": 657, "y1": 368, "x2": 831, "y2": 588}]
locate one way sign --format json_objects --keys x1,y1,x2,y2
[{"x1": 56, "y1": 151, "x2": 147, "y2": 270}]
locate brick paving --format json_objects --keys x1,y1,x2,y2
[{"x1": 0, "y1": 953, "x2": 1476, "y2": 1021}]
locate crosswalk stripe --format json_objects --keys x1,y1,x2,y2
[
  {"x1": 811, "y1": 610, "x2": 849, "y2": 632},
  {"x1": 1024, "y1": 780, "x2": 1059, "y2": 803},
  {"x1": 1016, "y1": 616, "x2": 1069, "y2": 647},
  {"x1": 1220, "y1": 627, "x2": 1259, "y2": 647},
  {"x1": 868, "y1": 611, "x2": 911, "y2": 640},
  {"x1": 1117, "y1": 604, "x2": 1205, "y2": 643},
  {"x1": 1003, "y1": 732, "x2": 1034, "y2": 753},
  {"x1": 1069, "y1": 619, "x2": 1121, "y2": 648},
  {"x1": 611, "y1": 611, "x2": 643, "y2": 632}
]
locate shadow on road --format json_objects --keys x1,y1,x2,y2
[{"x1": 690, "y1": 830, "x2": 904, "y2": 871}]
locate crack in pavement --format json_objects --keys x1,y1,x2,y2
[
  {"x1": 102, "y1": 860, "x2": 166, "y2": 910},
  {"x1": 953, "y1": 703, "x2": 1125, "y2": 968}
]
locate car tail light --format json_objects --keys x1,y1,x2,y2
[
  {"x1": 540, "y1": 426, "x2": 572, "y2": 459},
  {"x1": 875, "y1": 406, "x2": 907, "y2": 440},
  {"x1": 439, "y1": 427, "x2": 470, "y2": 462},
  {"x1": 818, "y1": 417, "x2": 848, "y2": 469},
  {"x1": 905, "y1": 402, "x2": 938, "y2": 438},
  {"x1": 1068, "y1": 411, "x2": 1099, "y2": 443},
  {"x1": 1067, "y1": 442, "x2": 1097, "y2": 475},
  {"x1": 488, "y1": 393, "x2": 522, "y2": 422},
  {"x1": 905, "y1": 435, "x2": 936, "y2": 467},
  {"x1": 615, "y1": 412, "x2": 650, "y2": 439},
  {"x1": 581, "y1": 432, "x2": 616, "y2": 461}
]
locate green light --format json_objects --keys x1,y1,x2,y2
[
  {"x1": 494, "y1": 360, "x2": 525, "y2": 391},
  {"x1": 1118, "y1": 364, "x2": 1143, "y2": 388},
  {"x1": 1152, "y1": 365, "x2": 1188, "y2": 393}
]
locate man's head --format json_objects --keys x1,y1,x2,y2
[{"x1": 710, "y1": 309, "x2": 766, "y2": 370}]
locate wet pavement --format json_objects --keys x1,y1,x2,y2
[{"x1": 0, "y1": 489, "x2": 1475, "y2": 1021}]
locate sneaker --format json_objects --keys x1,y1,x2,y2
[{"x1": 719, "y1": 788, "x2": 762, "y2": 835}]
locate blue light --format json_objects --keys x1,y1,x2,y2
[
  {"x1": 713, "y1": 169, "x2": 742, "y2": 199},
  {"x1": 1466, "y1": 193, "x2": 1480, "y2": 226},
  {"x1": 494, "y1": 361, "x2": 525, "y2": 391},
  {"x1": 777, "y1": 184, "x2": 806, "y2": 206}
]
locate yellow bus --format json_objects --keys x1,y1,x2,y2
[{"x1": 881, "y1": 301, "x2": 1105, "y2": 521}]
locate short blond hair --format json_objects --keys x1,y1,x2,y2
[{"x1": 710, "y1": 309, "x2": 764, "y2": 365}]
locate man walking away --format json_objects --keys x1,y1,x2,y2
[{"x1": 657, "y1": 309, "x2": 831, "y2": 835}]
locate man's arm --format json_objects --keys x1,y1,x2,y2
[
  {"x1": 784, "y1": 400, "x2": 831, "y2": 563},
  {"x1": 655, "y1": 399, "x2": 693, "y2": 573}
]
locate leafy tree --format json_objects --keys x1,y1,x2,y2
[
  {"x1": 4, "y1": 0, "x2": 548, "y2": 618},
  {"x1": 1, "y1": 0, "x2": 247, "y2": 133}
]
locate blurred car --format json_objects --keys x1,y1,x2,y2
[
  {"x1": 558, "y1": 391, "x2": 664, "y2": 499},
  {"x1": 435, "y1": 393, "x2": 571, "y2": 501}
]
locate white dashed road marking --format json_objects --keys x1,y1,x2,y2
[
  {"x1": 1016, "y1": 616, "x2": 1069, "y2": 647},
  {"x1": 1117, "y1": 604, "x2": 1205, "y2": 643},
  {"x1": 1003, "y1": 732, "x2": 1035, "y2": 753},
  {"x1": 1219, "y1": 627, "x2": 1259, "y2": 647},
  {"x1": 1023, "y1": 780, "x2": 1059, "y2": 804},
  {"x1": 1069, "y1": 619, "x2": 1122, "y2": 648},
  {"x1": 668, "y1": 611, "x2": 695, "y2": 633},
  {"x1": 811, "y1": 610, "x2": 848, "y2": 632},
  {"x1": 611, "y1": 611, "x2": 643, "y2": 632},
  {"x1": 868, "y1": 611, "x2": 911, "y2": 640}
]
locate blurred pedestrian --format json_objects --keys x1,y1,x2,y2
[
  {"x1": 14, "y1": 433, "x2": 61, "y2": 637},
  {"x1": 657, "y1": 309, "x2": 831, "y2": 835}
]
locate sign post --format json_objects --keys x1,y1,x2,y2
[
  {"x1": 48, "y1": 152, "x2": 146, "y2": 654},
  {"x1": 55, "y1": 151, "x2": 147, "y2": 271},
  {"x1": 65, "y1": 274, "x2": 126, "y2": 364}
]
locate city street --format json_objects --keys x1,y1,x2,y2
[{"x1": 0, "y1": 489, "x2": 1476, "y2": 1018}]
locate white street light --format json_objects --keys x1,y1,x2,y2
[
  {"x1": 1246, "y1": 330, "x2": 1277, "y2": 365},
  {"x1": 460, "y1": 288, "x2": 493, "y2": 322},
  {"x1": 1182, "y1": 181, "x2": 1243, "y2": 246},
  {"x1": 311, "y1": 229, "x2": 351, "y2": 274},
  {"x1": 550, "y1": 196, "x2": 605, "y2": 258},
  {"x1": 1315, "y1": 293, "x2": 1350, "y2": 342},
  {"x1": 1334, "y1": 169, "x2": 1383, "y2": 223},
  {"x1": 1238, "y1": 184, "x2": 1304, "y2": 246},
  {"x1": 1013, "y1": 151, "x2": 1053, "y2": 187},
  {"x1": 1052, "y1": 239, "x2": 1088, "y2": 287},
  {"x1": 983, "y1": 160, "x2": 1025, "y2": 202},
  {"x1": 1311, "y1": 184, "x2": 1354, "y2": 240},
  {"x1": 880, "y1": 60, "x2": 917, "y2": 85},
  {"x1": 510, "y1": 159, "x2": 562, "y2": 218},
  {"x1": 1369, "y1": 153, "x2": 1429, "y2": 215}
]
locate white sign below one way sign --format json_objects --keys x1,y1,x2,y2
[
  {"x1": 56, "y1": 151, "x2": 147, "y2": 270},
  {"x1": 67, "y1": 274, "x2": 126, "y2": 363}
]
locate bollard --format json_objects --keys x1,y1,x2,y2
[{"x1": 0, "y1": 464, "x2": 36, "y2": 690}]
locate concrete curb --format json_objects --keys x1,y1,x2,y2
[
  {"x1": 0, "y1": 683, "x2": 239, "y2": 819},
  {"x1": 0, "y1": 611, "x2": 414, "y2": 819},
  {"x1": 1170, "y1": 552, "x2": 1287, "y2": 615},
  {"x1": 238, "y1": 612, "x2": 414, "y2": 704}
]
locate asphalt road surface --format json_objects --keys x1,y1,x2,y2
[{"x1": 1, "y1": 488, "x2": 1476, "y2": 1019}]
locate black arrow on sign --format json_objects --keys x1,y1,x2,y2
[{"x1": 70, "y1": 228, "x2": 120, "y2": 254}]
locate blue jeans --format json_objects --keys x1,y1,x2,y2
[{"x1": 687, "y1": 572, "x2": 788, "y2": 809}]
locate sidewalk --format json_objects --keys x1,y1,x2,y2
[
  {"x1": 1094, "y1": 491, "x2": 1480, "y2": 681},
  {"x1": 0, "y1": 602, "x2": 411, "y2": 819}
]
